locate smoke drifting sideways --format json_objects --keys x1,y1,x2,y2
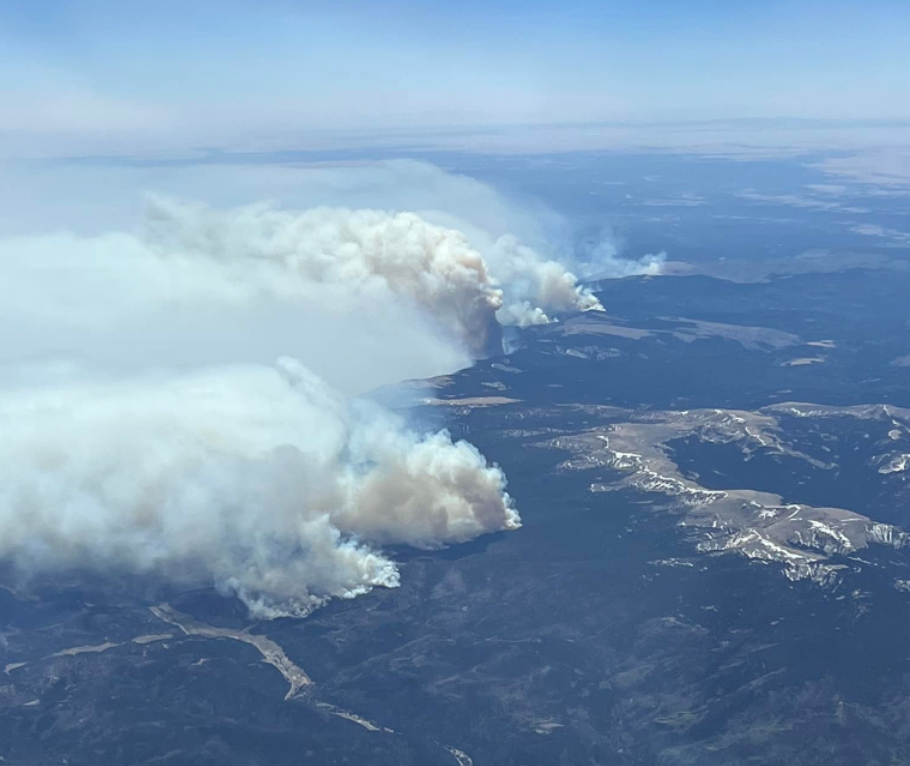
[{"x1": 0, "y1": 160, "x2": 652, "y2": 618}]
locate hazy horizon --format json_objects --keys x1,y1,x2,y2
[{"x1": 3, "y1": 0, "x2": 909, "y2": 158}]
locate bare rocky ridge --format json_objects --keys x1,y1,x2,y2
[{"x1": 538, "y1": 402, "x2": 910, "y2": 586}]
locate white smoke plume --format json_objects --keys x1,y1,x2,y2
[
  {"x1": 0, "y1": 159, "x2": 639, "y2": 618},
  {"x1": 487, "y1": 235, "x2": 603, "y2": 326},
  {"x1": 143, "y1": 196, "x2": 604, "y2": 349},
  {"x1": 0, "y1": 197, "x2": 542, "y2": 615},
  {"x1": 1, "y1": 196, "x2": 601, "y2": 369},
  {"x1": 143, "y1": 197, "x2": 511, "y2": 359},
  {"x1": 580, "y1": 234, "x2": 666, "y2": 281},
  {"x1": 0, "y1": 359, "x2": 519, "y2": 618}
]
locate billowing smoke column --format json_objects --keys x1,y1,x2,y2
[
  {"x1": 0, "y1": 194, "x2": 602, "y2": 617},
  {"x1": 144, "y1": 197, "x2": 600, "y2": 357},
  {"x1": 488, "y1": 235, "x2": 604, "y2": 327},
  {"x1": 0, "y1": 359, "x2": 519, "y2": 618}
]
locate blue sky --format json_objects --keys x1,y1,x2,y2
[{"x1": 1, "y1": 0, "x2": 908, "y2": 156}]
